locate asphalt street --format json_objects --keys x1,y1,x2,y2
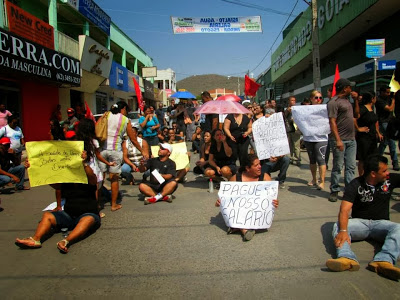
[{"x1": 1, "y1": 146, "x2": 400, "y2": 299}]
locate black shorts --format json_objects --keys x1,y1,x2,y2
[{"x1": 141, "y1": 179, "x2": 178, "y2": 194}]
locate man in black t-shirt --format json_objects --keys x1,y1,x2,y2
[
  {"x1": 138, "y1": 143, "x2": 177, "y2": 204},
  {"x1": 201, "y1": 91, "x2": 218, "y2": 132},
  {"x1": 326, "y1": 155, "x2": 400, "y2": 280}
]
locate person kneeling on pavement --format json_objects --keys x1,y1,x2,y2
[
  {"x1": 261, "y1": 155, "x2": 290, "y2": 189},
  {"x1": 138, "y1": 143, "x2": 177, "y2": 205},
  {"x1": 15, "y1": 150, "x2": 101, "y2": 254},
  {"x1": 326, "y1": 154, "x2": 400, "y2": 280}
]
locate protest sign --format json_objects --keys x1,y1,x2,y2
[
  {"x1": 151, "y1": 142, "x2": 190, "y2": 170},
  {"x1": 26, "y1": 141, "x2": 87, "y2": 187},
  {"x1": 292, "y1": 105, "x2": 330, "y2": 137},
  {"x1": 218, "y1": 181, "x2": 278, "y2": 229},
  {"x1": 252, "y1": 112, "x2": 290, "y2": 160}
]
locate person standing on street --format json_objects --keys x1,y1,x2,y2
[
  {"x1": 376, "y1": 85, "x2": 399, "y2": 171},
  {"x1": 155, "y1": 103, "x2": 166, "y2": 126},
  {"x1": 0, "y1": 104, "x2": 12, "y2": 129},
  {"x1": 327, "y1": 78, "x2": 358, "y2": 202}
]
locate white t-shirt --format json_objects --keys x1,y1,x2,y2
[
  {"x1": 0, "y1": 125, "x2": 24, "y2": 152},
  {"x1": 89, "y1": 139, "x2": 103, "y2": 183}
]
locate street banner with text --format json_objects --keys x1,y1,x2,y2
[
  {"x1": 171, "y1": 16, "x2": 262, "y2": 34},
  {"x1": 26, "y1": 141, "x2": 87, "y2": 187},
  {"x1": 292, "y1": 105, "x2": 330, "y2": 137},
  {"x1": 252, "y1": 113, "x2": 290, "y2": 160},
  {"x1": 218, "y1": 181, "x2": 278, "y2": 229}
]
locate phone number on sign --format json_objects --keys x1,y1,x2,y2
[
  {"x1": 56, "y1": 73, "x2": 80, "y2": 84},
  {"x1": 175, "y1": 27, "x2": 195, "y2": 33}
]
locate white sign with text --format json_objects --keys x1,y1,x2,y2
[
  {"x1": 218, "y1": 181, "x2": 278, "y2": 229},
  {"x1": 252, "y1": 112, "x2": 290, "y2": 160},
  {"x1": 292, "y1": 105, "x2": 330, "y2": 137}
]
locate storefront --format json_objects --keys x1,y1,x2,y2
[{"x1": 0, "y1": 28, "x2": 81, "y2": 141}]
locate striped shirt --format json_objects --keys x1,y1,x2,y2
[{"x1": 102, "y1": 113, "x2": 129, "y2": 151}]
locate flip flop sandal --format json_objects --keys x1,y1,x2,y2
[
  {"x1": 57, "y1": 239, "x2": 69, "y2": 254},
  {"x1": 243, "y1": 230, "x2": 255, "y2": 242},
  {"x1": 15, "y1": 237, "x2": 42, "y2": 249}
]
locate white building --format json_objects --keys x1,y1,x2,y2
[{"x1": 154, "y1": 68, "x2": 176, "y2": 105}]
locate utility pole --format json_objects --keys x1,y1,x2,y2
[{"x1": 311, "y1": 0, "x2": 321, "y2": 90}]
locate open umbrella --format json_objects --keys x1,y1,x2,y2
[
  {"x1": 194, "y1": 100, "x2": 251, "y2": 115},
  {"x1": 170, "y1": 91, "x2": 196, "y2": 99},
  {"x1": 216, "y1": 94, "x2": 241, "y2": 102}
]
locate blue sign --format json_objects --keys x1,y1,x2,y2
[
  {"x1": 378, "y1": 60, "x2": 396, "y2": 70},
  {"x1": 365, "y1": 62, "x2": 373, "y2": 73},
  {"x1": 109, "y1": 62, "x2": 128, "y2": 91},
  {"x1": 366, "y1": 39, "x2": 385, "y2": 58},
  {"x1": 78, "y1": 0, "x2": 111, "y2": 35}
]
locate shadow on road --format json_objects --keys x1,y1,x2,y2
[{"x1": 321, "y1": 222, "x2": 335, "y2": 257}]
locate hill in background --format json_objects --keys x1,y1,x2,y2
[{"x1": 176, "y1": 74, "x2": 245, "y2": 98}]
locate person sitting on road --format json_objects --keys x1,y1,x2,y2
[
  {"x1": 158, "y1": 127, "x2": 169, "y2": 143},
  {"x1": 0, "y1": 137, "x2": 29, "y2": 191},
  {"x1": 138, "y1": 143, "x2": 178, "y2": 205},
  {"x1": 15, "y1": 150, "x2": 101, "y2": 254},
  {"x1": 215, "y1": 154, "x2": 279, "y2": 241},
  {"x1": 261, "y1": 155, "x2": 290, "y2": 189},
  {"x1": 205, "y1": 129, "x2": 236, "y2": 186},
  {"x1": 194, "y1": 130, "x2": 212, "y2": 176},
  {"x1": 121, "y1": 127, "x2": 150, "y2": 185},
  {"x1": 167, "y1": 129, "x2": 190, "y2": 183},
  {"x1": 191, "y1": 126, "x2": 202, "y2": 154},
  {"x1": 325, "y1": 154, "x2": 400, "y2": 281}
]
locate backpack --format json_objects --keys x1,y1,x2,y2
[{"x1": 95, "y1": 111, "x2": 110, "y2": 142}]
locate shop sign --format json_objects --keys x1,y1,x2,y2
[
  {"x1": 0, "y1": 28, "x2": 81, "y2": 86},
  {"x1": 79, "y1": 35, "x2": 113, "y2": 77},
  {"x1": 109, "y1": 61, "x2": 128, "y2": 91},
  {"x1": 142, "y1": 66, "x2": 157, "y2": 78},
  {"x1": 127, "y1": 71, "x2": 141, "y2": 94},
  {"x1": 6, "y1": 1, "x2": 54, "y2": 49},
  {"x1": 171, "y1": 16, "x2": 262, "y2": 34},
  {"x1": 378, "y1": 60, "x2": 396, "y2": 70},
  {"x1": 66, "y1": 0, "x2": 111, "y2": 35},
  {"x1": 143, "y1": 79, "x2": 154, "y2": 100}
]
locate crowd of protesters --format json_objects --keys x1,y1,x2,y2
[{"x1": 3, "y1": 80, "x2": 400, "y2": 279}]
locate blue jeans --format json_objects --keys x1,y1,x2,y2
[
  {"x1": 0, "y1": 165, "x2": 25, "y2": 189},
  {"x1": 121, "y1": 163, "x2": 133, "y2": 174},
  {"x1": 261, "y1": 155, "x2": 290, "y2": 183},
  {"x1": 330, "y1": 139, "x2": 356, "y2": 193},
  {"x1": 332, "y1": 219, "x2": 400, "y2": 265},
  {"x1": 378, "y1": 122, "x2": 398, "y2": 166}
]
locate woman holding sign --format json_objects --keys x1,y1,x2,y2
[
  {"x1": 303, "y1": 90, "x2": 328, "y2": 190},
  {"x1": 215, "y1": 154, "x2": 279, "y2": 241}
]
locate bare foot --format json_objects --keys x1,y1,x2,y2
[
  {"x1": 318, "y1": 183, "x2": 325, "y2": 190},
  {"x1": 111, "y1": 204, "x2": 122, "y2": 212},
  {"x1": 15, "y1": 237, "x2": 41, "y2": 249}
]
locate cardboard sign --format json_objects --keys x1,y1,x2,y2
[
  {"x1": 151, "y1": 142, "x2": 189, "y2": 170},
  {"x1": 218, "y1": 181, "x2": 278, "y2": 229},
  {"x1": 26, "y1": 141, "x2": 87, "y2": 187},
  {"x1": 292, "y1": 105, "x2": 330, "y2": 137},
  {"x1": 252, "y1": 112, "x2": 290, "y2": 160}
]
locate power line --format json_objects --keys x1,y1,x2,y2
[
  {"x1": 221, "y1": 0, "x2": 299, "y2": 18},
  {"x1": 249, "y1": 0, "x2": 300, "y2": 75}
]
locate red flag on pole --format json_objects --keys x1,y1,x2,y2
[
  {"x1": 331, "y1": 64, "x2": 340, "y2": 97},
  {"x1": 244, "y1": 75, "x2": 261, "y2": 97},
  {"x1": 132, "y1": 77, "x2": 144, "y2": 111},
  {"x1": 84, "y1": 101, "x2": 95, "y2": 122}
]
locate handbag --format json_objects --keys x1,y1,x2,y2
[{"x1": 95, "y1": 111, "x2": 110, "y2": 142}]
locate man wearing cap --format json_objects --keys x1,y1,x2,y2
[
  {"x1": 327, "y1": 78, "x2": 358, "y2": 202},
  {"x1": 63, "y1": 108, "x2": 79, "y2": 130},
  {"x1": 0, "y1": 137, "x2": 28, "y2": 190},
  {"x1": 138, "y1": 143, "x2": 177, "y2": 204}
]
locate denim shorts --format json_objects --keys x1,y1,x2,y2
[{"x1": 51, "y1": 211, "x2": 101, "y2": 231}]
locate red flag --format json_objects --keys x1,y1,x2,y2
[
  {"x1": 244, "y1": 75, "x2": 261, "y2": 97},
  {"x1": 84, "y1": 101, "x2": 95, "y2": 122},
  {"x1": 332, "y1": 64, "x2": 340, "y2": 97},
  {"x1": 133, "y1": 77, "x2": 144, "y2": 111}
]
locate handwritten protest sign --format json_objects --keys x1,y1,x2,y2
[
  {"x1": 252, "y1": 112, "x2": 290, "y2": 160},
  {"x1": 218, "y1": 181, "x2": 278, "y2": 229},
  {"x1": 26, "y1": 141, "x2": 87, "y2": 187},
  {"x1": 292, "y1": 105, "x2": 330, "y2": 137},
  {"x1": 151, "y1": 142, "x2": 190, "y2": 170}
]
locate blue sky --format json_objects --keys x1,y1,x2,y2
[{"x1": 96, "y1": 0, "x2": 308, "y2": 80}]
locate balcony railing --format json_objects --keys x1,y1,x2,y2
[{"x1": 57, "y1": 31, "x2": 79, "y2": 59}]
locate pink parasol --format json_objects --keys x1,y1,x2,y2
[
  {"x1": 216, "y1": 94, "x2": 241, "y2": 102},
  {"x1": 194, "y1": 100, "x2": 251, "y2": 115}
]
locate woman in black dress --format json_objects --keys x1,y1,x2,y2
[
  {"x1": 356, "y1": 92, "x2": 383, "y2": 175},
  {"x1": 223, "y1": 113, "x2": 252, "y2": 166}
]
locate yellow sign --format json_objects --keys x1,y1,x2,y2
[
  {"x1": 26, "y1": 141, "x2": 88, "y2": 187},
  {"x1": 151, "y1": 142, "x2": 190, "y2": 170}
]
